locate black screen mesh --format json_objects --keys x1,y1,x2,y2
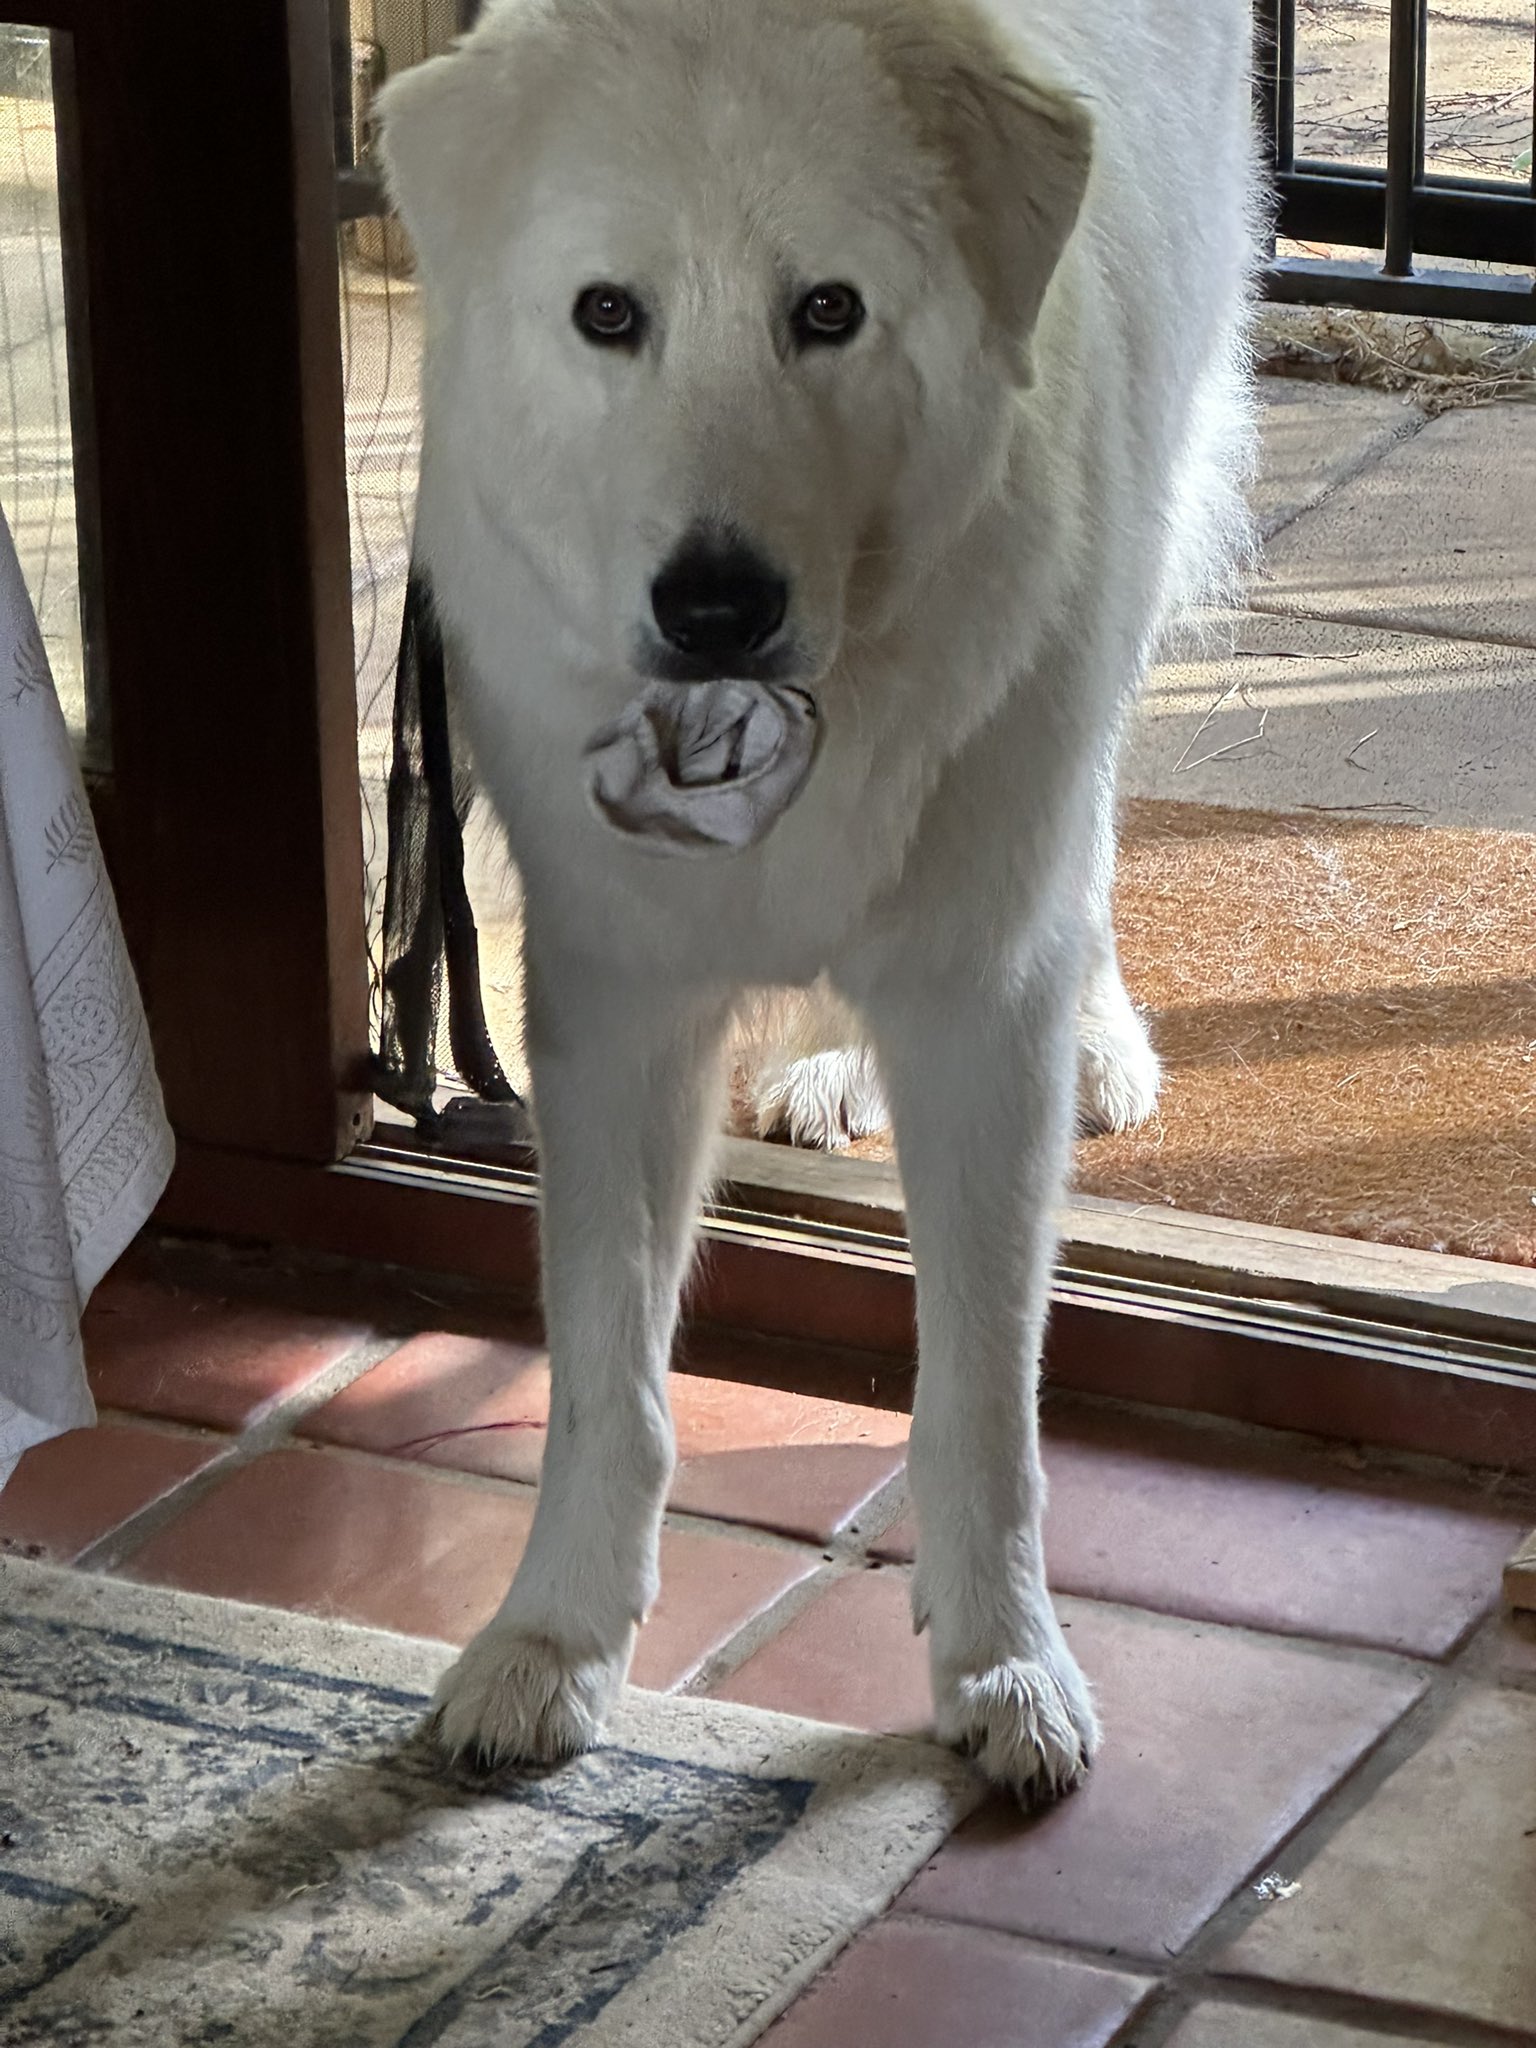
[{"x1": 368, "y1": 569, "x2": 521, "y2": 1129}]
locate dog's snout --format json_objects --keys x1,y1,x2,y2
[{"x1": 651, "y1": 536, "x2": 788, "y2": 666}]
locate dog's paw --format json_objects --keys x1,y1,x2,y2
[
  {"x1": 432, "y1": 1623, "x2": 628, "y2": 1769},
  {"x1": 1077, "y1": 1005, "x2": 1161, "y2": 1136},
  {"x1": 751, "y1": 1045, "x2": 889, "y2": 1150},
  {"x1": 933, "y1": 1635, "x2": 1100, "y2": 1808}
]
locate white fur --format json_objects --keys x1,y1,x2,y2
[
  {"x1": 740, "y1": 984, "x2": 890, "y2": 1147},
  {"x1": 382, "y1": 0, "x2": 1257, "y2": 1802}
]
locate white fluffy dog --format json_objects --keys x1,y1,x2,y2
[{"x1": 380, "y1": 0, "x2": 1257, "y2": 1803}]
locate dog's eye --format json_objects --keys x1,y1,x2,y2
[
  {"x1": 793, "y1": 282, "x2": 865, "y2": 347},
  {"x1": 574, "y1": 284, "x2": 643, "y2": 347}
]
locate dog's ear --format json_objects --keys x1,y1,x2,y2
[
  {"x1": 377, "y1": 40, "x2": 511, "y2": 289},
  {"x1": 878, "y1": 10, "x2": 1093, "y2": 383}
]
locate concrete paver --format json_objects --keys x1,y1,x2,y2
[
  {"x1": 1252, "y1": 381, "x2": 1424, "y2": 540},
  {"x1": 1129, "y1": 605, "x2": 1535, "y2": 828},
  {"x1": 1256, "y1": 404, "x2": 1536, "y2": 650}
]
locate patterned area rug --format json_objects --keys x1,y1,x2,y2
[{"x1": 0, "y1": 1561, "x2": 975, "y2": 2047}]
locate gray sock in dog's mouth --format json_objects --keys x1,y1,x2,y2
[{"x1": 584, "y1": 677, "x2": 821, "y2": 856}]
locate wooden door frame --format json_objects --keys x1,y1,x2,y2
[{"x1": 41, "y1": 0, "x2": 369, "y2": 1162}]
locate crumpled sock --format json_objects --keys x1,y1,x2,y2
[{"x1": 584, "y1": 677, "x2": 821, "y2": 855}]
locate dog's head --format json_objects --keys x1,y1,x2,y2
[{"x1": 380, "y1": 0, "x2": 1091, "y2": 689}]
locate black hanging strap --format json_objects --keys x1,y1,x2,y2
[{"x1": 369, "y1": 565, "x2": 519, "y2": 1129}]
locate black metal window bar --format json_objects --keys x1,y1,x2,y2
[{"x1": 1257, "y1": 0, "x2": 1536, "y2": 324}]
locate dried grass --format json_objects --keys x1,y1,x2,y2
[{"x1": 1256, "y1": 304, "x2": 1536, "y2": 415}]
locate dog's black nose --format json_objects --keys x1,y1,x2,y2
[{"x1": 651, "y1": 537, "x2": 787, "y2": 666}]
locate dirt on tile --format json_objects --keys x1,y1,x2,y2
[{"x1": 1217, "y1": 1685, "x2": 1536, "y2": 2034}]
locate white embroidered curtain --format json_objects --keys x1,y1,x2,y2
[{"x1": 0, "y1": 503, "x2": 173, "y2": 1488}]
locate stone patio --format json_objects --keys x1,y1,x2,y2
[{"x1": 1124, "y1": 389, "x2": 1536, "y2": 830}]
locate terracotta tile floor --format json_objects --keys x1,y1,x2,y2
[{"x1": 9, "y1": 1254, "x2": 1536, "y2": 2047}]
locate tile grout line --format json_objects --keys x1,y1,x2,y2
[
  {"x1": 664, "y1": 1456, "x2": 911, "y2": 1563},
  {"x1": 1046, "y1": 1583, "x2": 1519, "y2": 1671},
  {"x1": 69, "y1": 1383, "x2": 898, "y2": 1642},
  {"x1": 1144, "y1": 1968, "x2": 1536, "y2": 2048},
  {"x1": 674, "y1": 1479, "x2": 1500, "y2": 1707},
  {"x1": 891, "y1": 1914, "x2": 1536, "y2": 2048},
  {"x1": 671, "y1": 1464, "x2": 914, "y2": 1696},
  {"x1": 1079, "y1": 1644, "x2": 1501, "y2": 2046},
  {"x1": 676, "y1": 1561, "x2": 847, "y2": 1700},
  {"x1": 70, "y1": 1361, "x2": 1533, "y2": 1671},
  {"x1": 73, "y1": 1332, "x2": 415, "y2": 1574},
  {"x1": 67, "y1": 1400, "x2": 906, "y2": 1716},
  {"x1": 158, "y1": 1423, "x2": 900, "y2": 1567}
]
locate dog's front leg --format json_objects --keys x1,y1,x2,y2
[
  {"x1": 433, "y1": 954, "x2": 730, "y2": 1768},
  {"x1": 860, "y1": 952, "x2": 1099, "y2": 1805}
]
